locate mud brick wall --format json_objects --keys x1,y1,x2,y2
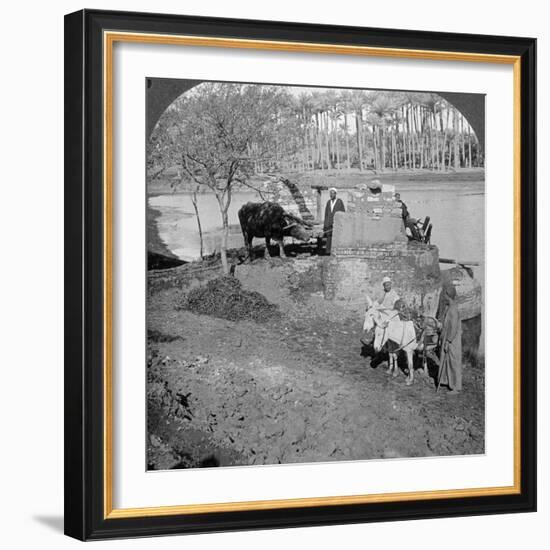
[
  {"x1": 332, "y1": 186, "x2": 405, "y2": 247},
  {"x1": 346, "y1": 186, "x2": 400, "y2": 217},
  {"x1": 324, "y1": 242, "x2": 442, "y2": 315},
  {"x1": 332, "y1": 211, "x2": 406, "y2": 247},
  {"x1": 441, "y1": 266, "x2": 483, "y2": 320},
  {"x1": 261, "y1": 177, "x2": 316, "y2": 222}
]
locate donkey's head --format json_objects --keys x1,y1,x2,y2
[{"x1": 373, "y1": 323, "x2": 389, "y2": 353}]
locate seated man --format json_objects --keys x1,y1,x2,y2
[
  {"x1": 395, "y1": 191, "x2": 431, "y2": 243},
  {"x1": 395, "y1": 191, "x2": 422, "y2": 241},
  {"x1": 375, "y1": 276, "x2": 400, "y2": 312},
  {"x1": 404, "y1": 217, "x2": 423, "y2": 241},
  {"x1": 363, "y1": 276, "x2": 401, "y2": 335},
  {"x1": 394, "y1": 192, "x2": 409, "y2": 221}
]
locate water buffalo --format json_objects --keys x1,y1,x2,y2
[{"x1": 238, "y1": 201, "x2": 312, "y2": 260}]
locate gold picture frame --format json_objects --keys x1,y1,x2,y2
[{"x1": 65, "y1": 9, "x2": 536, "y2": 540}]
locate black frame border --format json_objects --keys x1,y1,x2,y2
[{"x1": 64, "y1": 9, "x2": 537, "y2": 541}]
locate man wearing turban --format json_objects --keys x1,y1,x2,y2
[
  {"x1": 323, "y1": 187, "x2": 345, "y2": 254},
  {"x1": 376, "y1": 276, "x2": 400, "y2": 311}
]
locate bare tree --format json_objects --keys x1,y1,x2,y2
[
  {"x1": 170, "y1": 83, "x2": 289, "y2": 274},
  {"x1": 148, "y1": 111, "x2": 206, "y2": 258}
]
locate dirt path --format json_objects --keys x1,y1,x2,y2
[{"x1": 147, "y1": 286, "x2": 484, "y2": 470}]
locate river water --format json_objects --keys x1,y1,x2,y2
[
  {"x1": 148, "y1": 185, "x2": 485, "y2": 276},
  {"x1": 149, "y1": 191, "x2": 259, "y2": 261}
]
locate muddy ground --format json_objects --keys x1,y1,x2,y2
[{"x1": 147, "y1": 260, "x2": 484, "y2": 470}]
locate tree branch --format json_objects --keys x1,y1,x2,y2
[{"x1": 233, "y1": 177, "x2": 272, "y2": 201}]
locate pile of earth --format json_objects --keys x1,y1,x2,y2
[{"x1": 177, "y1": 275, "x2": 281, "y2": 323}]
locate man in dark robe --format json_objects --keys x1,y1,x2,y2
[
  {"x1": 437, "y1": 284, "x2": 463, "y2": 393},
  {"x1": 395, "y1": 192, "x2": 421, "y2": 241},
  {"x1": 394, "y1": 192, "x2": 409, "y2": 221},
  {"x1": 323, "y1": 188, "x2": 345, "y2": 254}
]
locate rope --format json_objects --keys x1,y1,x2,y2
[
  {"x1": 377, "y1": 312, "x2": 417, "y2": 354},
  {"x1": 391, "y1": 334, "x2": 418, "y2": 353}
]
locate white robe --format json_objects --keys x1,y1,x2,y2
[{"x1": 376, "y1": 289, "x2": 400, "y2": 310}]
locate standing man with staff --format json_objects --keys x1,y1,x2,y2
[
  {"x1": 437, "y1": 283, "x2": 463, "y2": 393},
  {"x1": 323, "y1": 187, "x2": 345, "y2": 254}
]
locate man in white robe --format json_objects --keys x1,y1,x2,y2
[
  {"x1": 363, "y1": 277, "x2": 400, "y2": 334},
  {"x1": 375, "y1": 276, "x2": 400, "y2": 312}
]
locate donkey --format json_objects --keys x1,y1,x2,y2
[{"x1": 363, "y1": 303, "x2": 418, "y2": 386}]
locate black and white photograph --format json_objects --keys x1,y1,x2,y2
[
  {"x1": 146, "y1": 79, "x2": 485, "y2": 470},
  {"x1": 0, "y1": 0, "x2": 543, "y2": 545}
]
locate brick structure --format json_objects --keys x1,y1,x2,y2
[
  {"x1": 261, "y1": 176, "x2": 316, "y2": 222},
  {"x1": 325, "y1": 185, "x2": 442, "y2": 316},
  {"x1": 331, "y1": 212, "x2": 406, "y2": 247},
  {"x1": 323, "y1": 242, "x2": 441, "y2": 315}
]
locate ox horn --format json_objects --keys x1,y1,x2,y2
[
  {"x1": 284, "y1": 212, "x2": 313, "y2": 227},
  {"x1": 283, "y1": 222, "x2": 298, "y2": 230}
]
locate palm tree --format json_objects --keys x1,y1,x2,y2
[
  {"x1": 417, "y1": 93, "x2": 440, "y2": 170},
  {"x1": 324, "y1": 89, "x2": 341, "y2": 169},
  {"x1": 319, "y1": 92, "x2": 333, "y2": 169},
  {"x1": 339, "y1": 91, "x2": 353, "y2": 170},
  {"x1": 310, "y1": 91, "x2": 327, "y2": 170},
  {"x1": 348, "y1": 90, "x2": 368, "y2": 170},
  {"x1": 370, "y1": 92, "x2": 399, "y2": 171},
  {"x1": 295, "y1": 92, "x2": 314, "y2": 170}
]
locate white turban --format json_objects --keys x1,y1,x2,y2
[
  {"x1": 382, "y1": 276, "x2": 392, "y2": 284},
  {"x1": 329, "y1": 187, "x2": 337, "y2": 193}
]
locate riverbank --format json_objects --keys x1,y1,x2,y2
[
  {"x1": 147, "y1": 169, "x2": 485, "y2": 263},
  {"x1": 148, "y1": 167, "x2": 485, "y2": 195},
  {"x1": 147, "y1": 205, "x2": 189, "y2": 270}
]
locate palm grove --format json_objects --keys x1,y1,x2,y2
[{"x1": 148, "y1": 82, "x2": 482, "y2": 271}]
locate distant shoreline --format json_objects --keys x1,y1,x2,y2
[
  {"x1": 147, "y1": 169, "x2": 485, "y2": 262},
  {"x1": 147, "y1": 167, "x2": 485, "y2": 196}
]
